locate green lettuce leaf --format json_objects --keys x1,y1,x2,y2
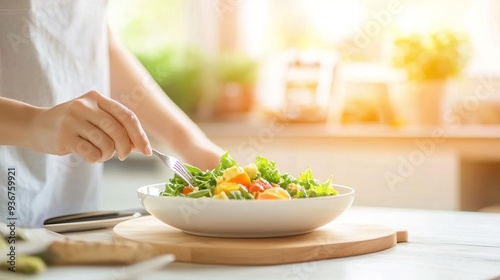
[
  {"x1": 297, "y1": 168, "x2": 319, "y2": 190},
  {"x1": 315, "y1": 176, "x2": 337, "y2": 196},
  {"x1": 255, "y1": 156, "x2": 281, "y2": 184},
  {"x1": 162, "y1": 153, "x2": 338, "y2": 199},
  {"x1": 278, "y1": 173, "x2": 296, "y2": 189},
  {"x1": 215, "y1": 152, "x2": 238, "y2": 174}
]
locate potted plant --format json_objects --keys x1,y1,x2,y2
[
  {"x1": 392, "y1": 30, "x2": 471, "y2": 125},
  {"x1": 214, "y1": 52, "x2": 259, "y2": 114},
  {"x1": 136, "y1": 47, "x2": 207, "y2": 117}
]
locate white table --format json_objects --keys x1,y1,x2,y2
[{"x1": 4, "y1": 207, "x2": 500, "y2": 280}]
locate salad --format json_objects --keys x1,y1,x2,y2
[{"x1": 161, "y1": 153, "x2": 338, "y2": 200}]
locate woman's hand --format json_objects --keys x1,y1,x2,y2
[{"x1": 30, "y1": 90, "x2": 152, "y2": 162}]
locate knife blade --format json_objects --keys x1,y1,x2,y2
[{"x1": 43, "y1": 208, "x2": 150, "y2": 233}]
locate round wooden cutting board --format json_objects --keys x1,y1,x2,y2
[{"x1": 113, "y1": 216, "x2": 407, "y2": 265}]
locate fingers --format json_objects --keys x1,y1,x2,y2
[
  {"x1": 88, "y1": 91, "x2": 152, "y2": 157},
  {"x1": 60, "y1": 91, "x2": 151, "y2": 163},
  {"x1": 77, "y1": 121, "x2": 116, "y2": 162},
  {"x1": 40, "y1": 90, "x2": 151, "y2": 162},
  {"x1": 84, "y1": 109, "x2": 132, "y2": 161},
  {"x1": 65, "y1": 136, "x2": 102, "y2": 163},
  {"x1": 59, "y1": 115, "x2": 115, "y2": 163}
]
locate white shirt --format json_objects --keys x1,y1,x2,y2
[{"x1": 0, "y1": 0, "x2": 109, "y2": 227}]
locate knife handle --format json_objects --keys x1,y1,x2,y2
[{"x1": 40, "y1": 238, "x2": 164, "y2": 265}]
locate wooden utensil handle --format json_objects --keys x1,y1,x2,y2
[{"x1": 40, "y1": 238, "x2": 162, "y2": 266}]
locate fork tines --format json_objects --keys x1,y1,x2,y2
[
  {"x1": 173, "y1": 161, "x2": 194, "y2": 184},
  {"x1": 152, "y1": 148, "x2": 194, "y2": 186},
  {"x1": 174, "y1": 161, "x2": 193, "y2": 182}
]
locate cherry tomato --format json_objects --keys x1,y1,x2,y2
[
  {"x1": 248, "y1": 178, "x2": 273, "y2": 196},
  {"x1": 181, "y1": 185, "x2": 195, "y2": 195}
]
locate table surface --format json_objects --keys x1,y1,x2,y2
[{"x1": 4, "y1": 207, "x2": 500, "y2": 280}]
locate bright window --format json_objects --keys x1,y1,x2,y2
[{"x1": 108, "y1": 0, "x2": 500, "y2": 125}]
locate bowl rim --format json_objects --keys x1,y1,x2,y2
[{"x1": 138, "y1": 182, "x2": 355, "y2": 203}]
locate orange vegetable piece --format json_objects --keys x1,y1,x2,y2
[
  {"x1": 227, "y1": 173, "x2": 251, "y2": 188},
  {"x1": 248, "y1": 178, "x2": 273, "y2": 196},
  {"x1": 181, "y1": 185, "x2": 195, "y2": 195},
  {"x1": 257, "y1": 187, "x2": 291, "y2": 200}
]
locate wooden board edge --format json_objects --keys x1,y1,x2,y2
[
  {"x1": 396, "y1": 230, "x2": 408, "y2": 243},
  {"x1": 112, "y1": 232, "x2": 401, "y2": 266},
  {"x1": 112, "y1": 220, "x2": 409, "y2": 265}
]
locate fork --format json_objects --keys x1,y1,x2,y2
[{"x1": 151, "y1": 148, "x2": 194, "y2": 186}]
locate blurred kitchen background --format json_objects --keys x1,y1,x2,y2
[{"x1": 103, "y1": 0, "x2": 500, "y2": 213}]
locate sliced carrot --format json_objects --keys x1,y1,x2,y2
[{"x1": 227, "y1": 173, "x2": 251, "y2": 188}]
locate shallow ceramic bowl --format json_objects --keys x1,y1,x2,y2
[{"x1": 137, "y1": 183, "x2": 355, "y2": 238}]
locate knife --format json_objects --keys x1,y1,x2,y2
[
  {"x1": 43, "y1": 208, "x2": 150, "y2": 233},
  {"x1": 1, "y1": 222, "x2": 173, "y2": 274}
]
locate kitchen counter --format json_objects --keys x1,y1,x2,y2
[
  {"x1": 197, "y1": 122, "x2": 500, "y2": 211},
  {"x1": 198, "y1": 122, "x2": 500, "y2": 140},
  {"x1": 6, "y1": 207, "x2": 499, "y2": 280}
]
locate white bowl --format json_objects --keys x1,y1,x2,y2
[{"x1": 137, "y1": 183, "x2": 355, "y2": 238}]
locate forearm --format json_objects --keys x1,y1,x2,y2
[
  {"x1": 108, "y1": 30, "x2": 223, "y2": 168},
  {"x1": 0, "y1": 97, "x2": 43, "y2": 149}
]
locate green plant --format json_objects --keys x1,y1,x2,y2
[
  {"x1": 393, "y1": 30, "x2": 471, "y2": 81},
  {"x1": 216, "y1": 53, "x2": 259, "y2": 85},
  {"x1": 136, "y1": 48, "x2": 207, "y2": 116}
]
